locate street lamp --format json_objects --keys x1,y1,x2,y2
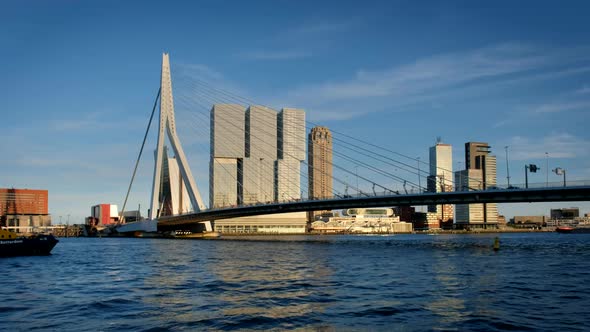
[
  {"x1": 524, "y1": 164, "x2": 539, "y2": 188},
  {"x1": 504, "y1": 146, "x2": 511, "y2": 187},
  {"x1": 67, "y1": 214, "x2": 70, "y2": 225},
  {"x1": 545, "y1": 152, "x2": 549, "y2": 187},
  {"x1": 553, "y1": 167, "x2": 566, "y2": 187}
]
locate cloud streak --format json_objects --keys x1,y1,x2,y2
[
  {"x1": 238, "y1": 50, "x2": 312, "y2": 61},
  {"x1": 506, "y1": 133, "x2": 590, "y2": 161},
  {"x1": 275, "y1": 43, "x2": 590, "y2": 121}
]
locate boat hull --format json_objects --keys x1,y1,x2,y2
[
  {"x1": 0, "y1": 235, "x2": 59, "y2": 257},
  {"x1": 556, "y1": 227, "x2": 574, "y2": 233}
]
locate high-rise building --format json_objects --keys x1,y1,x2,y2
[
  {"x1": 465, "y1": 142, "x2": 490, "y2": 170},
  {"x1": 275, "y1": 108, "x2": 306, "y2": 202},
  {"x1": 210, "y1": 104, "x2": 245, "y2": 208},
  {"x1": 454, "y1": 169, "x2": 499, "y2": 228},
  {"x1": 211, "y1": 106, "x2": 308, "y2": 233},
  {"x1": 455, "y1": 141, "x2": 498, "y2": 228},
  {"x1": 427, "y1": 140, "x2": 453, "y2": 224},
  {"x1": 242, "y1": 106, "x2": 277, "y2": 204},
  {"x1": 308, "y1": 126, "x2": 333, "y2": 221}
]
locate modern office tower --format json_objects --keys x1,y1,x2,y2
[
  {"x1": 210, "y1": 104, "x2": 245, "y2": 208},
  {"x1": 308, "y1": 126, "x2": 333, "y2": 221},
  {"x1": 465, "y1": 142, "x2": 490, "y2": 170},
  {"x1": 427, "y1": 140, "x2": 453, "y2": 223},
  {"x1": 457, "y1": 141, "x2": 498, "y2": 228},
  {"x1": 275, "y1": 108, "x2": 306, "y2": 202},
  {"x1": 242, "y1": 106, "x2": 277, "y2": 204},
  {"x1": 455, "y1": 169, "x2": 484, "y2": 225}
]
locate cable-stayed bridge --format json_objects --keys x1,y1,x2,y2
[{"x1": 118, "y1": 54, "x2": 590, "y2": 233}]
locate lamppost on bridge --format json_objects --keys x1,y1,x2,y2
[
  {"x1": 524, "y1": 164, "x2": 539, "y2": 188},
  {"x1": 545, "y1": 152, "x2": 549, "y2": 187},
  {"x1": 553, "y1": 167, "x2": 566, "y2": 187},
  {"x1": 504, "y1": 146, "x2": 511, "y2": 187}
]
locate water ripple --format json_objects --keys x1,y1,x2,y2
[{"x1": 1, "y1": 234, "x2": 589, "y2": 331}]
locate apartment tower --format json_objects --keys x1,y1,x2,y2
[
  {"x1": 275, "y1": 108, "x2": 306, "y2": 202},
  {"x1": 308, "y1": 126, "x2": 333, "y2": 221},
  {"x1": 427, "y1": 140, "x2": 453, "y2": 224}
]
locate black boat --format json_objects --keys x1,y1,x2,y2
[{"x1": 0, "y1": 227, "x2": 59, "y2": 257}]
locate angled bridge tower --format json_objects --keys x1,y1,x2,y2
[{"x1": 150, "y1": 53, "x2": 206, "y2": 220}]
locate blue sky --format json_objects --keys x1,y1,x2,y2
[{"x1": 1, "y1": 0, "x2": 589, "y2": 223}]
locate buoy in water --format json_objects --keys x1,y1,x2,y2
[{"x1": 493, "y1": 237, "x2": 500, "y2": 251}]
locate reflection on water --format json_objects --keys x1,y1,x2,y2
[{"x1": 1, "y1": 234, "x2": 590, "y2": 331}]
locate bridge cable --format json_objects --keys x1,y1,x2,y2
[{"x1": 119, "y1": 88, "x2": 161, "y2": 224}]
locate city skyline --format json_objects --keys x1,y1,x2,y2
[{"x1": 1, "y1": 1, "x2": 590, "y2": 221}]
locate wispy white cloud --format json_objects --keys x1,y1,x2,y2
[
  {"x1": 288, "y1": 43, "x2": 573, "y2": 101},
  {"x1": 286, "y1": 20, "x2": 359, "y2": 36},
  {"x1": 506, "y1": 133, "x2": 590, "y2": 161},
  {"x1": 238, "y1": 50, "x2": 312, "y2": 61},
  {"x1": 238, "y1": 19, "x2": 359, "y2": 62},
  {"x1": 533, "y1": 100, "x2": 590, "y2": 113},
  {"x1": 276, "y1": 43, "x2": 590, "y2": 121},
  {"x1": 50, "y1": 111, "x2": 110, "y2": 131}
]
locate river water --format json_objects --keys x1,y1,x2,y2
[{"x1": 1, "y1": 233, "x2": 589, "y2": 331}]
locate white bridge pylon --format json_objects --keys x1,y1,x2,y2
[{"x1": 150, "y1": 53, "x2": 206, "y2": 220}]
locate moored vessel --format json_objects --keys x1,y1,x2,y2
[
  {"x1": 0, "y1": 228, "x2": 59, "y2": 257},
  {"x1": 555, "y1": 226, "x2": 574, "y2": 233}
]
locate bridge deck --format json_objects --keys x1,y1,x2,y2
[{"x1": 157, "y1": 186, "x2": 590, "y2": 227}]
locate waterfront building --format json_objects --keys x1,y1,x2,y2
[
  {"x1": 209, "y1": 104, "x2": 245, "y2": 208},
  {"x1": 426, "y1": 140, "x2": 453, "y2": 225},
  {"x1": 310, "y1": 208, "x2": 413, "y2": 233},
  {"x1": 0, "y1": 188, "x2": 51, "y2": 232},
  {"x1": 275, "y1": 108, "x2": 305, "y2": 202},
  {"x1": 308, "y1": 126, "x2": 333, "y2": 221},
  {"x1": 550, "y1": 207, "x2": 579, "y2": 220},
  {"x1": 214, "y1": 213, "x2": 307, "y2": 234},
  {"x1": 209, "y1": 105, "x2": 307, "y2": 233},
  {"x1": 511, "y1": 215, "x2": 547, "y2": 228},
  {"x1": 89, "y1": 204, "x2": 119, "y2": 226}
]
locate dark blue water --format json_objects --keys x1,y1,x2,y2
[{"x1": 1, "y1": 233, "x2": 589, "y2": 331}]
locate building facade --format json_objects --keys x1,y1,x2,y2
[
  {"x1": 453, "y1": 141, "x2": 499, "y2": 228},
  {"x1": 242, "y1": 106, "x2": 277, "y2": 205},
  {"x1": 0, "y1": 188, "x2": 51, "y2": 232},
  {"x1": 210, "y1": 104, "x2": 245, "y2": 208},
  {"x1": 209, "y1": 105, "x2": 308, "y2": 233},
  {"x1": 426, "y1": 141, "x2": 453, "y2": 224},
  {"x1": 275, "y1": 108, "x2": 306, "y2": 202},
  {"x1": 454, "y1": 169, "x2": 499, "y2": 228},
  {"x1": 308, "y1": 126, "x2": 333, "y2": 221}
]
